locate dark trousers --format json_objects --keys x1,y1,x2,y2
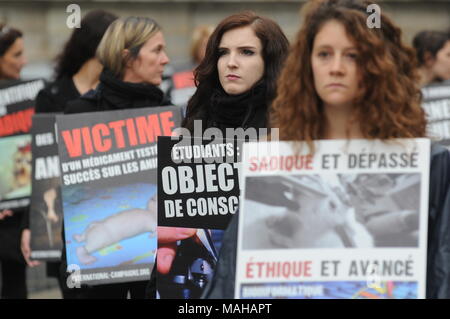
[{"x1": 0, "y1": 259, "x2": 27, "y2": 299}]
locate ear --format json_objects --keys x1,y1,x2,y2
[
  {"x1": 122, "y1": 49, "x2": 134, "y2": 68},
  {"x1": 423, "y1": 51, "x2": 435, "y2": 68}
]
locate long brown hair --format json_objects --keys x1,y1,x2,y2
[
  {"x1": 183, "y1": 11, "x2": 289, "y2": 132},
  {"x1": 270, "y1": 0, "x2": 426, "y2": 151}
]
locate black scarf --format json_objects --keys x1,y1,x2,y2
[
  {"x1": 207, "y1": 82, "x2": 268, "y2": 129},
  {"x1": 98, "y1": 68, "x2": 165, "y2": 110}
]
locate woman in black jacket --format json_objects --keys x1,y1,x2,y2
[
  {"x1": 62, "y1": 16, "x2": 170, "y2": 299},
  {"x1": 0, "y1": 23, "x2": 28, "y2": 299},
  {"x1": 19, "y1": 9, "x2": 117, "y2": 299},
  {"x1": 156, "y1": 11, "x2": 289, "y2": 298}
]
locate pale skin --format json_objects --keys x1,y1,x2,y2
[
  {"x1": 217, "y1": 25, "x2": 264, "y2": 95},
  {"x1": 0, "y1": 37, "x2": 27, "y2": 80},
  {"x1": 122, "y1": 31, "x2": 170, "y2": 85},
  {"x1": 72, "y1": 58, "x2": 103, "y2": 94},
  {"x1": 311, "y1": 20, "x2": 364, "y2": 140}
]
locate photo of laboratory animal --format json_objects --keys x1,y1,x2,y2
[
  {"x1": 0, "y1": 136, "x2": 32, "y2": 201},
  {"x1": 241, "y1": 173, "x2": 421, "y2": 249}
]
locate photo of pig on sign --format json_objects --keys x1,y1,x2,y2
[
  {"x1": 236, "y1": 139, "x2": 430, "y2": 299},
  {"x1": 56, "y1": 106, "x2": 181, "y2": 285}
]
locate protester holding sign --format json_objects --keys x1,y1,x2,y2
[
  {"x1": 154, "y1": 11, "x2": 289, "y2": 299},
  {"x1": 61, "y1": 16, "x2": 171, "y2": 299},
  {"x1": 182, "y1": 11, "x2": 289, "y2": 133},
  {"x1": 413, "y1": 30, "x2": 450, "y2": 87},
  {"x1": 0, "y1": 23, "x2": 29, "y2": 299},
  {"x1": 204, "y1": 0, "x2": 450, "y2": 299},
  {"x1": 18, "y1": 9, "x2": 118, "y2": 299}
]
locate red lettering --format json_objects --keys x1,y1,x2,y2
[
  {"x1": 159, "y1": 111, "x2": 175, "y2": 136},
  {"x1": 0, "y1": 108, "x2": 34, "y2": 137},
  {"x1": 108, "y1": 120, "x2": 126, "y2": 148},
  {"x1": 60, "y1": 110, "x2": 176, "y2": 157},
  {"x1": 92, "y1": 123, "x2": 111, "y2": 152},
  {"x1": 61, "y1": 129, "x2": 82, "y2": 157},
  {"x1": 249, "y1": 157, "x2": 257, "y2": 171},
  {"x1": 81, "y1": 127, "x2": 94, "y2": 155},
  {"x1": 136, "y1": 114, "x2": 161, "y2": 144},
  {"x1": 125, "y1": 118, "x2": 137, "y2": 146},
  {"x1": 251, "y1": 155, "x2": 314, "y2": 172}
]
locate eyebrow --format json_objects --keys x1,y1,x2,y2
[
  {"x1": 314, "y1": 44, "x2": 357, "y2": 50},
  {"x1": 219, "y1": 45, "x2": 256, "y2": 50}
]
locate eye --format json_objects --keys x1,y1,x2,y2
[
  {"x1": 317, "y1": 51, "x2": 330, "y2": 58},
  {"x1": 241, "y1": 49, "x2": 255, "y2": 56},
  {"x1": 346, "y1": 52, "x2": 358, "y2": 60},
  {"x1": 153, "y1": 46, "x2": 163, "y2": 53},
  {"x1": 218, "y1": 48, "x2": 228, "y2": 57}
]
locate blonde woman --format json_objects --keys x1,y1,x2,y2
[{"x1": 63, "y1": 16, "x2": 170, "y2": 299}]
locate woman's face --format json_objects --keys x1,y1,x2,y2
[
  {"x1": 431, "y1": 40, "x2": 450, "y2": 81},
  {"x1": 124, "y1": 31, "x2": 170, "y2": 85},
  {"x1": 217, "y1": 26, "x2": 264, "y2": 95},
  {"x1": 0, "y1": 37, "x2": 26, "y2": 80},
  {"x1": 311, "y1": 20, "x2": 360, "y2": 110}
]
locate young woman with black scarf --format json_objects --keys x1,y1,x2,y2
[
  {"x1": 155, "y1": 11, "x2": 289, "y2": 298},
  {"x1": 182, "y1": 11, "x2": 289, "y2": 134},
  {"x1": 62, "y1": 16, "x2": 170, "y2": 299}
]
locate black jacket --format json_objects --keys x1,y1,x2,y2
[
  {"x1": 202, "y1": 143, "x2": 450, "y2": 299},
  {"x1": 65, "y1": 69, "x2": 168, "y2": 114},
  {"x1": 35, "y1": 75, "x2": 80, "y2": 114}
]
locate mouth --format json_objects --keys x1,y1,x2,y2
[
  {"x1": 226, "y1": 74, "x2": 240, "y2": 80},
  {"x1": 326, "y1": 83, "x2": 346, "y2": 88}
]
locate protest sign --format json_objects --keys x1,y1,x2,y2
[
  {"x1": 29, "y1": 114, "x2": 63, "y2": 260},
  {"x1": 236, "y1": 139, "x2": 430, "y2": 299},
  {"x1": 57, "y1": 106, "x2": 182, "y2": 285},
  {"x1": 0, "y1": 79, "x2": 45, "y2": 210},
  {"x1": 157, "y1": 136, "x2": 241, "y2": 298}
]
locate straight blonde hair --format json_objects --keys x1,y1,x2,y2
[{"x1": 97, "y1": 16, "x2": 161, "y2": 78}]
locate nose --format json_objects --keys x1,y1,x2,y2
[
  {"x1": 226, "y1": 52, "x2": 238, "y2": 69},
  {"x1": 161, "y1": 51, "x2": 170, "y2": 65},
  {"x1": 330, "y1": 54, "x2": 345, "y2": 76},
  {"x1": 21, "y1": 55, "x2": 28, "y2": 68}
]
